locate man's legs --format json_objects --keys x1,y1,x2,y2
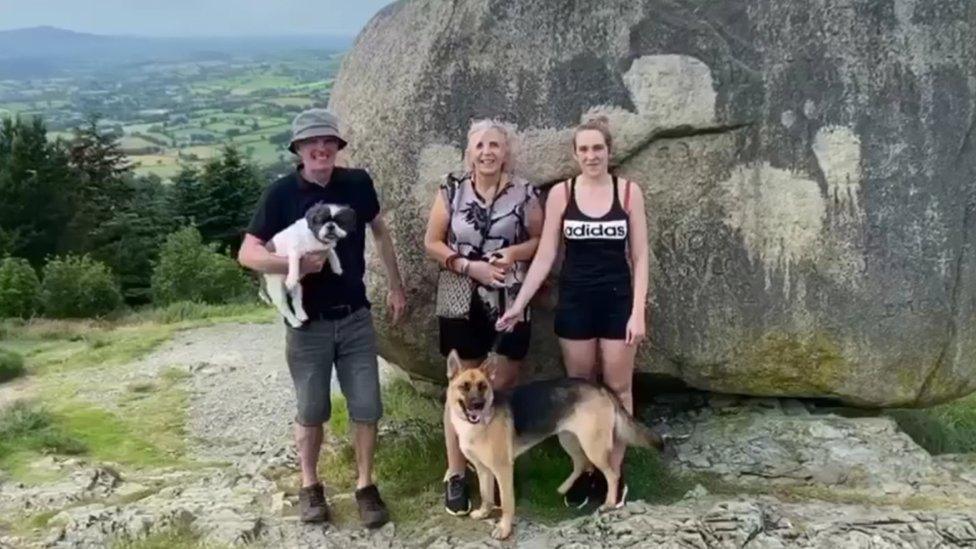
[
  {"x1": 286, "y1": 322, "x2": 336, "y2": 484},
  {"x1": 285, "y1": 321, "x2": 336, "y2": 523},
  {"x1": 334, "y1": 308, "x2": 389, "y2": 527},
  {"x1": 295, "y1": 423, "x2": 325, "y2": 487},
  {"x1": 352, "y1": 420, "x2": 377, "y2": 489}
]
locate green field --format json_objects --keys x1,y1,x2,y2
[{"x1": 0, "y1": 51, "x2": 339, "y2": 180}]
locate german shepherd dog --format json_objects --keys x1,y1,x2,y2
[{"x1": 445, "y1": 351, "x2": 664, "y2": 540}]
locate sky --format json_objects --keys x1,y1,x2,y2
[{"x1": 0, "y1": 0, "x2": 394, "y2": 37}]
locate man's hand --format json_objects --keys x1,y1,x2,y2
[
  {"x1": 387, "y1": 286, "x2": 407, "y2": 324},
  {"x1": 299, "y1": 252, "x2": 328, "y2": 276}
]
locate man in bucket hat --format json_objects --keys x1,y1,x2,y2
[{"x1": 239, "y1": 108, "x2": 407, "y2": 528}]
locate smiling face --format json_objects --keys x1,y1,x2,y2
[
  {"x1": 446, "y1": 351, "x2": 496, "y2": 424},
  {"x1": 573, "y1": 128, "x2": 611, "y2": 178},
  {"x1": 297, "y1": 136, "x2": 341, "y2": 178},
  {"x1": 466, "y1": 127, "x2": 509, "y2": 179}
]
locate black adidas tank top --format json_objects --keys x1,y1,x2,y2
[{"x1": 560, "y1": 176, "x2": 631, "y2": 289}]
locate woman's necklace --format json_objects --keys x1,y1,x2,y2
[{"x1": 474, "y1": 172, "x2": 504, "y2": 206}]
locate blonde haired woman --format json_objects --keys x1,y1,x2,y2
[
  {"x1": 424, "y1": 119, "x2": 542, "y2": 515},
  {"x1": 497, "y1": 116, "x2": 650, "y2": 508}
]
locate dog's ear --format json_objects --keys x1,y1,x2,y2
[
  {"x1": 304, "y1": 203, "x2": 324, "y2": 225},
  {"x1": 478, "y1": 355, "x2": 498, "y2": 382},
  {"x1": 447, "y1": 350, "x2": 463, "y2": 380}
]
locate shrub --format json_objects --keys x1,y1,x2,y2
[
  {"x1": 0, "y1": 348, "x2": 25, "y2": 383},
  {"x1": 151, "y1": 227, "x2": 252, "y2": 306},
  {"x1": 0, "y1": 401, "x2": 87, "y2": 460},
  {"x1": 41, "y1": 255, "x2": 123, "y2": 318},
  {"x1": 0, "y1": 257, "x2": 41, "y2": 318}
]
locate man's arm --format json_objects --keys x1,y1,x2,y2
[
  {"x1": 369, "y1": 214, "x2": 405, "y2": 291},
  {"x1": 238, "y1": 234, "x2": 325, "y2": 276},
  {"x1": 369, "y1": 213, "x2": 406, "y2": 322}
]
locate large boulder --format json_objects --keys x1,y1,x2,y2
[{"x1": 330, "y1": 0, "x2": 976, "y2": 407}]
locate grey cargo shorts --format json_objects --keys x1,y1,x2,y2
[{"x1": 285, "y1": 307, "x2": 383, "y2": 425}]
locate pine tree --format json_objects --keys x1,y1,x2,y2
[
  {"x1": 194, "y1": 145, "x2": 263, "y2": 254},
  {"x1": 170, "y1": 165, "x2": 202, "y2": 226},
  {"x1": 88, "y1": 174, "x2": 179, "y2": 303},
  {"x1": 62, "y1": 114, "x2": 133, "y2": 254},
  {"x1": 0, "y1": 116, "x2": 75, "y2": 266}
]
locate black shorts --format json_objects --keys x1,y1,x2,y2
[
  {"x1": 555, "y1": 283, "x2": 632, "y2": 340},
  {"x1": 439, "y1": 295, "x2": 531, "y2": 361}
]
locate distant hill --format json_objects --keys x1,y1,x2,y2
[{"x1": 0, "y1": 26, "x2": 353, "y2": 77}]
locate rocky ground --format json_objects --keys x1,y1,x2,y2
[{"x1": 2, "y1": 322, "x2": 976, "y2": 548}]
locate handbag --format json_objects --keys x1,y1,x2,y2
[
  {"x1": 435, "y1": 269, "x2": 474, "y2": 319},
  {"x1": 434, "y1": 173, "x2": 501, "y2": 319}
]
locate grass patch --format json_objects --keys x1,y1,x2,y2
[
  {"x1": 0, "y1": 347, "x2": 25, "y2": 382},
  {"x1": 0, "y1": 302, "x2": 268, "y2": 478},
  {"x1": 30, "y1": 325, "x2": 175, "y2": 376},
  {"x1": 0, "y1": 402, "x2": 87, "y2": 478},
  {"x1": 112, "y1": 522, "x2": 226, "y2": 549},
  {"x1": 321, "y1": 380, "x2": 444, "y2": 523},
  {"x1": 33, "y1": 400, "x2": 183, "y2": 471},
  {"x1": 513, "y1": 440, "x2": 696, "y2": 523},
  {"x1": 888, "y1": 393, "x2": 976, "y2": 454},
  {"x1": 0, "y1": 302, "x2": 269, "y2": 376},
  {"x1": 126, "y1": 301, "x2": 270, "y2": 325}
]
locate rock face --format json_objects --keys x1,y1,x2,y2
[{"x1": 331, "y1": 0, "x2": 976, "y2": 406}]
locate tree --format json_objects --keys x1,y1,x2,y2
[
  {"x1": 40, "y1": 255, "x2": 123, "y2": 318},
  {"x1": 171, "y1": 165, "x2": 202, "y2": 226},
  {"x1": 87, "y1": 175, "x2": 179, "y2": 303},
  {"x1": 190, "y1": 146, "x2": 263, "y2": 255},
  {"x1": 0, "y1": 257, "x2": 41, "y2": 318},
  {"x1": 150, "y1": 226, "x2": 251, "y2": 305},
  {"x1": 0, "y1": 116, "x2": 75, "y2": 266},
  {"x1": 62, "y1": 114, "x2": 133, "y2": 253}
]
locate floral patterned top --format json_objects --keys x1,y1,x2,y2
[{"x1": 441, "y1": 171, "x2": 539, "y2": 320}]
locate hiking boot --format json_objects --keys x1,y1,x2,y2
[
  {"x1": 444, "y1": 473, "x2": 471, "y2": 515},
  {"x1": 298, "y1": 482, "x2": 330, "y2": 523},
  {"x1": 355, "y1": 484, "x2": 390, "y2": 528},
  {"x1": 563, "y1": 470, "x2": 593, "y2": 508}
]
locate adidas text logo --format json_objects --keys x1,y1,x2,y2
[{"x1": 563, "y1": 220, "x2": 628, "y2": 240}]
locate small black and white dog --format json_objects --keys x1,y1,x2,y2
[{"x1": 261, "y1": 202, "x2": 356, "y2": 327}]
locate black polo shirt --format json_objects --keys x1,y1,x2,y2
[{"x1": 247, "y1": 166, "x2": 380, "y2": 316}]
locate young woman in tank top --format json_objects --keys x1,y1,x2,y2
[{"x1": 496, "y1": 117, "x2": 649, "y2": 508}]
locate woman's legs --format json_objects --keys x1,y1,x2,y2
[
  {"x1": 559, "y1": 337, "x2": 599, "y2": 381},
  {"x1": 492, "y1": 357, "x2": 520, "y2": 391},
  {"x1": 599, "y1": 338, "x2": 638, "y2": 475}
]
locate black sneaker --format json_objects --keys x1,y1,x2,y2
[
  {"x1": 563, "y1": 470, "x2": 593, "y2": 508},
  {"x1": 298, "y1": 482, "x2": 330, "y2": 523},
  {"x1": 355, "y1": 484, "x2": 390, "y2": 528},
  {"x1": 590, "y1": 471, "x2": 628, "y2": 509},
  {"x1": 589, "y1": 470, "x2": 608, "y2": 506},
  {"x1": 444, "y1": 473, "x2": 471, "y2": 516}
]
